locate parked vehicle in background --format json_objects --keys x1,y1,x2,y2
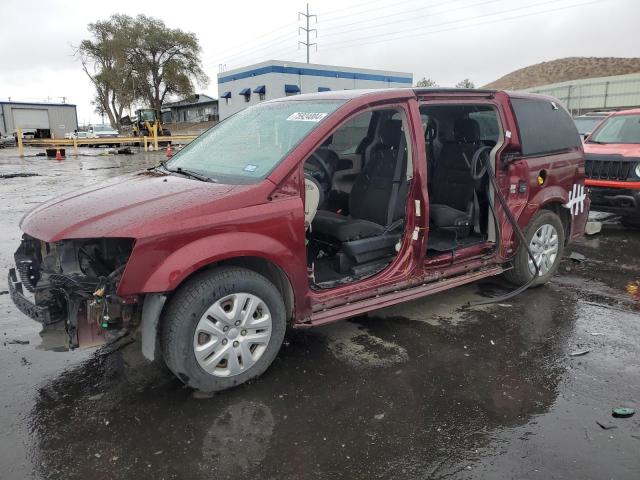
[
  {"x1": 8, "y1": 88, "x2": 588, "y2": 392},
  {"x1": 584, "y1": 108, "x2": 640, "y2": 226},
  {"x1": 88, "y1": 124, "x2": 119, "y2": 138},
  {"x1": 0, "y1": 134, "x2": 17, "y2": 147},
  {"x1": 13, "y1": 129, "x2": 36, "y2": 140},
  {"x1": 574, "y1": 112, "x2": 612, "y2": 138},
  {"x1": 64, "y1": 131, "x2": 91, "y2": 140},
  {"x1": 120, "y1": 109, "x2": 171, "y2": 137}
]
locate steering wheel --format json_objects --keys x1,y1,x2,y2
[{"x1": 304, "y1": 152, "x2": 334, "y2": 191}]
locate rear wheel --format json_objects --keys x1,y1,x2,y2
[
  {"x1": 161, "y1": 267, "x2": 286, "y2": 392},
  {"x1": 504, "y1": 210, "x2": 565, "y2": 287}
]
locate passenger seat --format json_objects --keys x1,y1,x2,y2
[{"x1": 429, "y1": 118, "x2": 484, "y2": 237}]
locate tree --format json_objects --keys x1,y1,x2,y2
[
  {"x1": 124, "y1": 15, "x2": 208, "y2": 120},
  {"x1": 76, "y1": 14, "x2": 208, "y2": 127},
  {"x1": 76, "y1": 15, "x2": 136, "y2": 128},
  {"x1": 416, "y1": 77, "x2": 438, "y2": 88},
  {"x1": 455, "y1": 78, "x2": 475, "y2": 89}
]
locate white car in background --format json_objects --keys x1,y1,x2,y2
[
  {"x1": 88, "y1": 124, "x2": 119, "y2": 138},
  {"x1": 64, "y1": 131, "x2": 91, "y2": 140}
]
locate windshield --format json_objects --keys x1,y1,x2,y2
[
  {"x1": 574, "y1": 117, "x2": 604, "y2": 135},
  {"x1": 139, "y1": 110, "x2": 156, "y2": 121},
  {"x1": 590, "y1": 114, "x2": 640, "y2": 144},
  {"x1": 166, "y1": 100, "x2": 344, "y2": 183}
]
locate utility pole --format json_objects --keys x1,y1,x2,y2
[{"x1": 298, "y1": 3, "x2": 317, "y2": 64}]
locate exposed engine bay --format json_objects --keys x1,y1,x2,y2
[{"x1": 10, "y1": 235, "x2": 136, "y2": 349}]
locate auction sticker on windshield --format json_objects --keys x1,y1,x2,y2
[{"x1": 286, "y1": 112, "x2": 328, "y2": 122}]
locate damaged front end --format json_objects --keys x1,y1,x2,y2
[{"x1": 9, "y1": 235, "x2": 137, "y2": 349}]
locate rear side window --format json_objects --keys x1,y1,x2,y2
[{"x1": 510, "y1": 98, "x2": 581, "y2": 156}]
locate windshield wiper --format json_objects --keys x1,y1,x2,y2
[{"x1": 168, "y1": 167, "x2": 214, "y2": 182}]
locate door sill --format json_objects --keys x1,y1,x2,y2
[{"x1": 301, "y1": 264, "x2": 504, "y2": 328}]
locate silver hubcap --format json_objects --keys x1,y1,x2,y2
[
  {"x1": 193, "y1": 293, "x2": 272, "y2": 377},
  {"x1": 528, "y1": 223, "x2": 559, "y2": 276}
]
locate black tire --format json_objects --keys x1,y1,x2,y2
[
  {"x1": 503, "y1": 210, "x2": 565, "y2": 287},
  {"x1": 161, "y1": 267, "x2": 286, "y2": 392},
  {"x1": 621, "y1": 217, "x2": 640, "y2": 229}
]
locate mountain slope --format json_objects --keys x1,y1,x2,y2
[{"x1": 483, "y1": 57, "x2": 640, "y2": 90}]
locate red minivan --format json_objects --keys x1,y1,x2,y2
[{"x1": 9, "y1": 88, "x2": 588, "y2": 391}]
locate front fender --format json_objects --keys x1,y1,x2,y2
[{"x1": 122, "y1": 232, "x2": 300, "y2": 294}]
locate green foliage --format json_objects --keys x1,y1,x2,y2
[
  {"x1": 76, "y1": 14, "x2": 208, "y2": 127},
  {"x1": 455, "y1": 78, "x2": 476, "y2": 89},
  {"x1": 415, "y1": 77, "x2": 438, "y2": 88}
]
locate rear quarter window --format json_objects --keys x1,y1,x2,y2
[{"x1": 510, "y1": 98, "x2": 581, "y2": 156}]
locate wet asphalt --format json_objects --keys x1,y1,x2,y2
[{"x1": 0, "y1": 147, "x2": 638, "y2": 479}]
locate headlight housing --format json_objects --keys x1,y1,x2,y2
[{"x1": 635, "y1": 163, "x2": 640, "y2": 178}]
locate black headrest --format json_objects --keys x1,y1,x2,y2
[
  {"x1": 379, "y1": 119, "x2": 403, "y2": 147},
  {"x1": 321, "y1": 134, "x2": 333, "y2": 147},
  {"x1": 454, "y1": 118, "x2": 480, "y2": 142}
]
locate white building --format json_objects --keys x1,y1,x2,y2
[{"x1": 217, "y1": 60, "x2": 413, "y2": 120}]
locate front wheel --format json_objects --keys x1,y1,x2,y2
[
  {"x1": 161, "y1": 267, "x2": 286, "y2": 392},
  {"x1": 504, "y1": 210, "x2": 565, "y2": 287}
]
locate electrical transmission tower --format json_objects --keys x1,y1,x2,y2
[{"x1": 298, "y1": 3, "x2": 317, "y2": 64}]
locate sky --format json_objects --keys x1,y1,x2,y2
[{"x1": 1, "y1": 0, "x2": 638, "y2": 126}]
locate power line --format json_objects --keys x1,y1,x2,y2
[
  {"x1": 201, "y1": 23, "x2": 298, "y2": 65},
  {"x1": 319, "y1": 0, "x2": 597, "y2": 50},
  {"x1": 323, "y1": 0, "x2": 601, "y2": 50},
  {"x1": 298, "y1": 3, "x2": 317, "y2": 63},
  {"x1": 318, "y1": 0, "x2": 499, "y2": 36},
  {"x1": 316, "y1": 0, "x2": 426, "y2": 21}
]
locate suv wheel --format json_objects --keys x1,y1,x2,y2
[
  {"x1": 504, "y1": 210, "x2": 565, "y2": 287},
  {"x1": 621, "y1": 217, "x2": 640, "y2": 229},
  {"x1": 161, "y1": 267, "x2": 286, "y2": 392}
]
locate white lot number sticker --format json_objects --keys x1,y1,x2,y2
[{"x1": 286, "y1": 112, "x2": 328, "y2": 122}]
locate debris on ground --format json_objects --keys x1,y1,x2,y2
[
  {"x1": 584, "y1": 221, "x2": 602, "y2": 235},
  {"x1": 0, "y1": 290, "x2": 8, "y2": 295},
  {"x1": 612, "y1": 407, "x2": 635, "y2": 418},
  {"x1": 596, "y1": 421, "x2": 618, "y2": 430},
  {"x1": 20, "y1": 356, "x2": 31, "y2": 366},
  {"x1": 88, "y1": 393, "x2": 105, "y2": 401},
  {"x1": 569, "y1": 349, "x2": 590, "y2": 357},
  {"x1": 569, "y1": 252, "x2": 586, "y2": 263},
  {"x1": 117, "y1": 147, "x2": 133, "y2": 154},
  {"x1": 6, "y1": 339, "x2": 29, "y2": 345},
  {"x1": 192, "y1": 390, "x2": 215, "y2": 400},
  {"x1": 374, "y1": 413, "x2": 385, "y2": 420},
  {"x1": 0, "y1": 173, "x2": 40, "y2": 179}
]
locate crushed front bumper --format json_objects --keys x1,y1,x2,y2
[{"x1": 8, "y1": 268, "x2": 54, "y2": 324}]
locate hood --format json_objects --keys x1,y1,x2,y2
[
  {"x1": 21, "y1": 170, "x2": 267, "y2": 242},
  {"x1": 584, "y1": 142, "x2": 640, "y2": 158}
]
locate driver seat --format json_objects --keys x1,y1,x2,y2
[{"x1": 313, "y1": 119, "x2": 407, "y2": 244}]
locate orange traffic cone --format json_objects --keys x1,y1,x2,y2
[
  {"x1": 55, "y1": 149, "x2": 63, "y2": 161},
  {"x1": 166, "y1": 144, "x2": 173, "y2": 158}
]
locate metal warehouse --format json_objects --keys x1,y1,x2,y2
[
  {"x1": 524, "y1": 72, "x2": 640, "y2": 115},
  {"x1": 217, "y1": 60, "x2": 413, "y2": 120},
  {"x1": 0, "y1": 101, "x2": 78, "y2": 139},
  {"x1": 162, "y1": 93, "x2": 219, "y2": 123}
]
